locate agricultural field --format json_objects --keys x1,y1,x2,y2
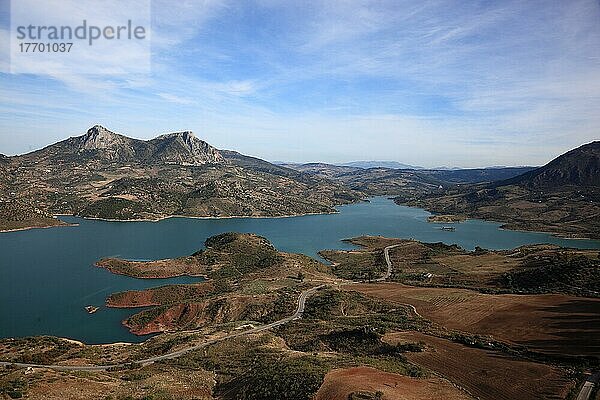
[
  {"x1": 2, "y1": 234, "x2": 598, "y2": 399},
  {"x1": 384, "y1": 331, "x2": 576, "y2": 400},
  {"x1": 350, "y1": 282, "x2": 600, "y2": 357},
  {"x1": 314, "y1": 366, "x2": 473, "y2": 400}
]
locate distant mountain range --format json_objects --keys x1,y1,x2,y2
[
  {"x1": 398, "y1": 141, "x2": 600, "y2": 238},
  {"x1": 279, "y1": 160, "x2": 535, "y2": 171},
  {"x1": 339, "y1": 161, "x2": 424, "y2": 169},
  {"x1": 1, "y1": 126, "x2": 596, "y2": 237},
  {"x1": 0, "y1": 126, "x2": 363, "y2": 231}
]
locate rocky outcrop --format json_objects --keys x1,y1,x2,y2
[
  {"x1": 148, "y1": 131, "x2": 224, "y2": 165},
  {"x1": 28, "y1": 125, "x2": 226, "y2": 166},
  {"x1": 77, "y1": 125, "x2": 144, "y2": 162}
]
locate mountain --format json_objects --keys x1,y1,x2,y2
[
  {"x1": 25, "y1": 125, "x2": 224, "y2": 166},
  {"x1": 340, "y1": 161, "x2": 423, "y2": 169},
  {"x1": 430, "y1": 167, "x2": 536, "y2": 184},
  {"x1": 397, "y1": 141, "x2": 600, "y2": 238},
  {"x1": 0, "y1": 126, "x2": 363, "y2": 230},
  {"x1": 278, "y1": 163, "x2": 363, "y2": 180},
  {"x1": 431, "y1": 166, "x2": 463, "y2": 170},
  {"x1": 497, "y1": 141, "x2": 600, "y2": 188},
  {"x1": 282, "y1": 162, "x2": 537, "y2": 196},
  {"x1": 147, "y1": 131, "x2": 224, "y2": 165}
]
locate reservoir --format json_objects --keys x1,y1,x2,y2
[{"x1": 1, "y1": 197, "x2": 599, "y2": 344}]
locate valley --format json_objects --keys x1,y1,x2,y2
[
  {"x1": 1, "y1": 230, "x2": 598, "y2": 399},
  {"x1": 0, "y1": 131, "x2": 599, "y2": 399},
  {"x1": 393, "y1": 142, "x2": 600, "y2": 239},
  {"x1": 285, "y1": 141, "x2": 600, "y2": 239}
]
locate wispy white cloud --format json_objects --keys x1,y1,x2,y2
[
  {"x1": 1, "y1": 0, "x2": 599, "y2": 166},
  {"x1": 157, "y1": 92, "x2": 194, "y2": 104}
]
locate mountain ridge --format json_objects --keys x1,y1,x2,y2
[
  {"x1": 0, "y1": 126, "x2": 363, "y2": 230},
  {"x1": 32, "y1": 125, "x2": 226, "y2": 166},
  {"x1": 495, "y1": 141, "x2": 600, "y2": 188},
  {"x1": 340, "y1": 160, "x2": 423, "y2": 169},
  {"x1": 396, "y1": 141, "x2": 600, "y2": 238}
]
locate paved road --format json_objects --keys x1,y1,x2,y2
[
  {"x1": 0, "y1": 284, "x2": 326, "y2": 372},
  {"x1": 0, "y1": 244, "x2": 401, "y2": 372},
  {"x1": 577, "y1": 372, "x2": 600, "y2": 400},
  {"x1": 374, "y1": 244, "x2": 401, "y2": 281}
]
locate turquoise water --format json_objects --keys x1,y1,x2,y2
[{"x1": 1, "y1": 197, "x2": 599, "y2": 344}]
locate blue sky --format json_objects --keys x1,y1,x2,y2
[{"x1": 1, "y1": 0, "x2": 599, "y2": 167}]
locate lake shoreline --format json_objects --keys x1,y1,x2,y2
[
  {"x1": 0, "y1": 220, "x2": 77, "y2": 233},
  {"x1": 68, "y1": 209, "x2": 340, "y2": 223},
  {"x1": 2, "y1": 197, "x2": 599, "y2": 344},
  {"x1": 2, "y1": 201, "x2": 593, "y2": 241}
]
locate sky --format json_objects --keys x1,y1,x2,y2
[{"x1": 0, "y1": 0, "x2": 599, "y2": 168}]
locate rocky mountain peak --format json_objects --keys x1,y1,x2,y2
[
  {"x1": 35, "y1": 125, "x2": 225, "y2": 166},
  {"x1": 80, "y1": 125, "x2": 125, "y2": 150},
  {"x1": 151, "y1": 130, "x2": 225, "y2": 165}
]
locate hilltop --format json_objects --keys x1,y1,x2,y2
[
  {"x1": 283, "y1": 161, "x2": 536, "y2": 197},
  {"x1": 1, "y1": 233, "x2": 595, "y2": 399},
  {"x1": 397, "y1": 141, "x2": 600, "y2": 238},
  {"x1": 23, "y1": 125, "x2": 225, "y2": 166},
  {"x1": 497, "y1": 141, "x2": 600, "y2": 188},
  {"x1": 0, "y1": 126, "x2": 363, "y2": 231}
]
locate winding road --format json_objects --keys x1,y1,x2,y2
[
  {"x1": 0, "y1": 244, "x2": 403, "y2": 372},
  {"x1": 375, "y1": 243, "x2": 400, "y2": 281},
  {"x1": 0, "y1": 285, "x2": 326, "y2": 372}
]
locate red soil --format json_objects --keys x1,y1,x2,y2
[
  {"x1": 106, "y1": 284, "x2": 214, "y2": 308},
  {"x1": 385, "y1": 332, "x2": 575, "y2": 400},
  {"x1": 314, "y1": 366, "x2": 473, "y2": 400}
]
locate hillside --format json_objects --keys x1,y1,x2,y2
[
  {"x1": 1, "y1": 234, "x2": 592, "y2": 399},
  {"x1": 340, "y1": 160, "x2": 423, "y2": 169},
  {"x1": 497, "y1": 141, "x2": 600, "y2": 188},
  {"x1": 283, "y1": 162, "x2": 536, "y2": 197},
  {"x1": 0, "y1": 154, "x2": 8, "y2": 190},
  {"x1": 0, "y1": 126, "x2": 363, "y2": 230},
  {"x1": 397, "y1": 141, "x2": 600, "y2": 238}
]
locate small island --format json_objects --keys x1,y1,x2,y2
[
  {"x1": 427, "y1": 214, "x2": 466, "y2": 223},
  {"x1": 1, "y1": 232, "x2": 599, "y2": 399}
]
